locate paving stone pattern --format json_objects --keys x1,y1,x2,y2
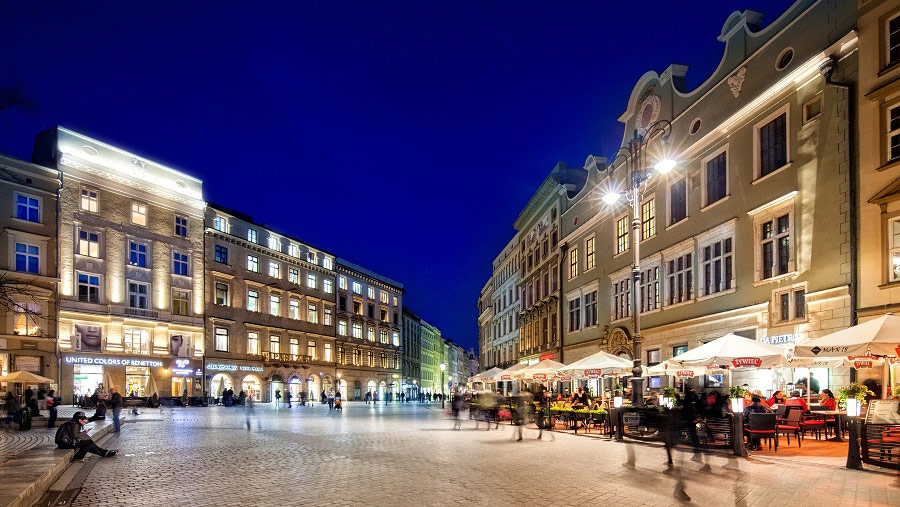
[
  {"x1": 0, "y1": 407, "x2": 80, "y2": 466},
  {"x1": 67, "y1": 403, "x2": 898, "y2": 507}
]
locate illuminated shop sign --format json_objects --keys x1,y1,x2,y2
[
  {"x1": 758, "y1": 334, "x2": 796, "y2": 347},
  {"x1": 206, "y1": 363, "x2": 263, "y2": 372},
  {"x1": 64, "y1": 355, "x2": 163, "y2": 367},
  {"x1": 171, "y1": 358, "x2": 202, "y2": 377}
]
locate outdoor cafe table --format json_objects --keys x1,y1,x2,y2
[{"x1": 817, "y1": 410, "x2": 847, "y2": 442}]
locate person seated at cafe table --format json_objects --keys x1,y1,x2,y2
[
  {"x1": 742, "y1": 396, "x2": 773, "y2": 451},
  {"x1": 819, "y1": 389, "x2": 837, "y2": 411},
  {"x1": 784, "y1": 390, "x2": 809, "y2": 413},
  {"x1": 571, "y1": 387, "x2": 590, "y2": 408},
  {"x1": 767, "y1": 390, "x2": 786, "y2": 407}
]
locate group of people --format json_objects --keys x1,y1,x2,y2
[
  {"x1": 218, "y1": 388, "x2": 252, "y2": 407},
  {"x1": 3, "y1": 387, "x2": 59, "y2": 429}
]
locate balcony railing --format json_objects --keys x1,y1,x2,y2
[
  {"x1": 123, "y1": 307, "x2": 159, "y2": 319},
  {"x1": 266, "y1": 352, "x2": 312, "y2": 363}
]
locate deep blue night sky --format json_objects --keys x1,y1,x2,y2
[{"x1": 0, "y1": 1, "x2": 789, "y2": 350}]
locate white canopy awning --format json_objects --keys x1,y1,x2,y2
[
  {"x1": 471, "y1": 367, "x2": 503, "y2": 383},
  {"x1": 491, "y1": 362, "x2": 528, "y2": 381},
  {"x1": 667, "y1": 333, "x2": 789, "y2": 368},
  {"x1": 515, "y1": 359, "x2": 567, "y2": 380},
  {"x1": 793, "y1": 314, "x2": 900, "y2": 357},
  {"x1": 558, "y1": 351, "x2": 632, "y2": 378}
]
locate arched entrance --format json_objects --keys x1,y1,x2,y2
[
  {"x1": 367, "y1": 380, "x2": 376, "y2": 399},
  {"x1": 390, "y1": 381, "x2": 399, "y2": 400},
  {"x1": 289, "y1": 376, "x2": 302, "y2": 401},
  {"x1": 210, "y1": 373, "x2": 233, "y2": 399},
  {"x1": 353, "y1": 380, "x2": 361, "y2": 400},
  {"x1": 378, "y1": 380, "x2": 387, "y2": 401},
  {"x1": 243, "y1": 374, "x2": 262, "y2": 401},
  {"x1": 323, "y1": 375, "x2": 333, "y2": 393},
  {"x1": 338, "y1": 379, "x2": 348, "y2": 399}
]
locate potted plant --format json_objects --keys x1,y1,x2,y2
[
  {"x1": 661, "y1": 387, "x2": 678, "y2": 408},
  {"x1": 838, "y1": 383, "x2": 874, "y2": 417},
  {"x1": 728, "y1": 385, "x2": 748, "y2": 413}
]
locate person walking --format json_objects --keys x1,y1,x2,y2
[
  {"x1": 286, "y1": 391, "x2": 292, "y2": 408},
  {"x1": 55, "y1": 412, "x2": 116, "y2": 462},
  {"x1": 46, "y1": 389, "x2": 58, "y2": 428},
  {"x1": 365, "y1": 391, "x2": 371, "y2": 405},
  {"x1": 245, "y1": 394, "x2": 255, "y2": 430},
  {"x1": 327, "y1": 389, "x2": 335, "y2": 410},
  {"x1": 109, "y1": 388, "x2": 124, "y2": 432},
  {"x1": 274, "y1": 389, "x2": 282, "y2": 409}
]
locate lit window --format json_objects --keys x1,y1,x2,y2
[
  {"x1": 13, "y1": 302, "x2": 40, "y2": 336},
  {"x1": 367, "y1": 287, "x2": 375, "y2": 299},
  {"x1": 290, "y1": 338, "x2": 300, "y2": 357},
  {"x1": 307, "y1": 273, "x2": 317, "y2": 289},
  {"x1": 307, "y1": 251, "x2": 317, "y2": 264},
  {"x1": 172, "y1": 289, "x2": 190, "y2": 316},
  {"x1": 215, "y1": 282, "x2": 228, "y2": 306},
  {"x1": 247, "y1": 332, "x2": 259, "y2": 355},
  {"x1": 174, "y1": 215, "x2": 188, "y2": 237},
  {"x1": 247, "y1": 228, "x2": 258, "y2": 243},
  {"x1": 616, "y1": 216, "x2": 629, "y2": 254},
  {"x1": 247, "y1": 290, "x2": 259, "y2": 312},
  {"x1": 352, "y1": 323, "x2": 362, "y2": 339},
  {"x1": 289, "y1": 299, "x2": 299, "y2": 319},
  {"x1": 308, "y1": 303, "x2": 318, "y2": 324},
  {"x1": 269, "y1": 295, "x2": 281, "y2": 316},
  {"x1": 129, "y1": 241, "x2": 148, "y2": 268},
  {"x1": 289, "y1": 268, "x2": 299, "y2": 284},
  {"x1": 352, "y1": 281, "x2": 362, "y2": 294},
  {"x1": 247, "y1": 255, "x2": 259, "y2": 273},
  {"x1": 213, "y1": 216, "x2": 227, "y2": 232},
  {"x1": 568, "y1": 248, "x2": 578, "y2": 279},
  {"x1": 641, "y1": 199, "x2": 656, "y2": 239},
  {"x1": 268, "y1": 236, "x2": 279, "y2": 250},
  {"x1": 307, "y1": 340, "x2": 317, "y2": 360},
  {"x1": 131, "y1": 202, "x2": 147, "y2": 226},
  {"x1": 124, "y1": 329, "x2": 150, "y2": 355},
  {"x1": 215, "y1": 327, "x2": 229, "y2": 352},
  {"x1": 667, "y1": 253, "x2": 693, "y2": 305},
  {"x1": 80, "y1": 188, "x2": 98, "y2": 212},
  {"x1": 14, "y1": 243, "x2": 39, "y2": 274},
  {"x1": 289, "y1": 244, "x2": 299, "y2": 258},
  {"x1": 392, "y1": 331, "x2": 399, "y2": 346},
  {"x1": 78, "y1": 273, "x2": 100, "y2": 303},
  {"x1": 78, "y1": 230, "x2": 100, "y2": 258},
  {"x1": 585, "y1": 237, "x2": 595, "y2": 271},
  {"x1": 128, "y1": 281, "x2": 149, "y2": 309},
  {"x1": 270, "y1": 335, "x2": 280, "y2": 354},
  {"x1": 323, "y1": 279, "x2": 333, "y2": 293},
  {"x1": 173, "y1": 252, "x2": 189, "y2": 276},
  {"x1": 760, "y1": 214, "x2": 791, "y2": 279},
  {"x1": 380, "y1": 291, "x2": 388, "y2": 304},
  {"x1": 380, "y1": 329, "x2": 388, "y2": 344},
  {"x1": 269, "y1": 261, "x2": 280, "y2": 278},
  {"x1": 367, "y1": 327, "x2": 375, "y2": 342},
  {"x1": 15, "y1": 193, "x2": 40, "y2": 222},
  {"x1": 324, "y1": 307, "x2": 332, "y2": 326},
  {"x1": 324, "y1": 343, "x2": 332, "y2": 362},
  {"x1": 392, "y1": 295, "x2": 398, "y2": 307},
  {"x1": 323, "y1": 257, "x2": 333, "y2": 269},
  {"x1": 338, "y1": 320, "x2": 348, "y2": 336},
  {"x1": 339, "y1": 276, "x2": 347, "y2": 290}
]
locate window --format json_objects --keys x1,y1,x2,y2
[
  {"x1": 392, "y1": 331, "x2": 400, "y2": 346},
  {"x1": 78, "y1": 230, "x2": 100, "y2": 258},
  {"x1": 323, "y1": 257, "x2": 333, "y2": 269},
  {"x1": 289, "y1": 299, "x2": 299, "y2": 319},
  {"x1": 758, "y1": 111, "x2": 788, "y2": 177},
  {"x1": 669, "y1": 177, "x2": 687, "y2": 225},
  {"x1": 247, "y1": 229, "x2": 258, "y2": 243},
  {"x1": 308, "y1": 303, "x2": 318, "y2": 324},
  {"x1": 128, "y1": 282, "x2": 149, "y2": 309},
  {"x1": 673, "y1": 345, "x2": 688, "y2": 357},
  {"x1": 307, "y1": 251, "x2": 317, "y2": 264},
  {"x1": 324, "y1": 343, "x2": 332, "y2": 362},
  {"x1": 702, "y1": 238, "x2": 733, "y2": 296},
  {"x1": 353, "y1": 348, "x2": 361, "y2": 365},
  {"x1": 352, "y1": 281, "x2": 362, "y2": 294},
  {"x1": 392, "y1": 295, "x2": 399, "y2": 307},
  {"x1": 324, "y1": 307, "x2": 332, "y2": 325},
  {"x1": 268, "y1": 261, "x2": 280, "y2": 278},
  {"x1": 353, "y1": 301, "x2": 361, "y2": 314},
  {"x1": 640, "y1": 266, "x2": 660, "y2": 312},
  {"x1": 380, "y1": 291, "x2": 389, "y2": 304},
  {"x1": 131, "y1": 202, "x2": 147, "y2": 226},
  {"x1": 290, "y1": 338, "x2": 300, "y2": 357},
  {"x1": 15, "y1": 193, "x2": 39, "y2": 222},
  {"x1": 647, "y1": 349, "x2": 661, "y2": 366},
  {"x1": 172, "y1": 289, "x2": 189, "y2": 316},
  {"x1": 568, "y1": 248, "x2": 578, "y2": 279},
  {"x1": 14, "y1": 243, "x2": 39, "y2": 274},
  {"x1": 289, "y1": 244, "x2": 299, "y2": 258},
  {"x1": 269, "y1": 295, "x2": 281, "y2": 316},
  {"x1": 129, "y1": 241, "x2": 148, "y2": 267},
  {"x1": 704, "y1": 149, "x2": 727, "y2": 206},
  {"x1": 887, "y1": 12, "x2": 900, "y2": 68},
  {"x1": 215, "y1": 327, "x2": 229, "y2": 352},
  {"x1": 174, "y1": 215, "x2": 188, "y2": 237},
  {"x1": 213, "y1": 216, "x2": 227, "y2": 232},
  {"x1": 215, "y1": 282, "x2": 229, "y2": 306},
  {"x1": 760, "y1": 214, "x2": 791, "y2": 279},
  {"x1": 173, "y1": 252, "x2": 189, "y2": 276},
  {"x1": 247, "y1": 290, "x2": 259, "y2": 312},
  {"x1": 568, "y1": 298, "x2": 581, "y2": 332},
  {"x1": 247, "y1": 255, "x2": 259, "y2": 273},
  {"x1": 80, "y1": 188, "x2": 98, "y2": 212},
  {"x1": 367, "y1": 327, "x2": 375, "y2": 341},
  {"x1": 289, "y1": 268, "x2": 299, "y2": 284},
  {"x1": 367, "y1": 304, "x2": 375, "y2": 319},
  {"x1": 367, "y1": 287, "x2": 375, "y2": 299},
  {"x1": 773, "y1": 286, "x2": 806, "y2": 323},
  {"x1": 307, "y1": 273, "x2": 317, "y2": 289},
  {"x1": 888, "y1": 103, "x2": 900, "y2": 164},
  {"x1": 78, "y1": 273, "x2": 100, "y2": 303},
  {"x1": 124, "y1": 329, "x2": 149, "y2": 355},
  {"x1": 338, "y1": 320, "x2": 348, "y2": 336},
  {"x1": 380, "y1": 329, "x2": 388, "y2": 344},
  {"x1": 268, "y1": 236, "x2": 279, "y2": 250},
  {"x1": 248, "y1": 332, "x2": 259, "y2": 355},
  {"x1": 214, "y1": 245, "x2": 228, "y2": 264},
  {"x1": 641, "y1": 198, "x2": 655, "y2": 239},
  {"x1": 666, "y1": 253, "x2": 693, "y2": 305},
  {"x1": 583, "y1": 291, "x2": 597, "y2": 327},
  {"x1": 803, "y1": 95, "x2": 823, "y2": 124},
  {"x1": 613, "y1": 277, "x2": 630, "y2": 320},
  {"x1": 13, "y1": 302, "x2": 40, "y2": 336},
  {"x1": 352, "y1": 323, "x2": 362, "y2": 339},
  {"x1": 270, "y1": 335, "x2": 280, "y2": 354},
  {"x1": 616, "y1": 216, "x2": 629, "y2": 254},
  {"x1": 339, "y1": 276, "x2": 348, "y2": 290},
  {"x1": 323, "y1": 279, "x2": 333, "y2": 294}
]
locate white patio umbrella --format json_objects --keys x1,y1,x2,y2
[
  {"x1": 646, "y1": 362, "x2": 726, "y2": 377},
  {"x1": 666, "y1": 333, "x2": 789, "y2": 368},
  {"x1": 147, "y1": 375, "x2": 159, "y2": 396},
  {"x1": 0, "y1": 370, "x2": 55, "y2": 384},
  {"x1": 515, "y1": 359, "x2": 566, "y2": 381},
  {"x1": 492, "y1": 362, "x2": 528, "y2": 381},
  {"x1": 792, "y1": 314, "x2": 900, "y2": 357},
  {"x1": 472, "y1": 367, "x2": 503, "y2": 383},
  {"x1": 558, "y1": 350, "x2": 632, "y2": 378}
]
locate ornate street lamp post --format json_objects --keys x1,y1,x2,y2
[
  {"x1": 439, "y1": 363, "x2": 447, "y2": 409},
  {"x1": 602, "y1": 120, "x2": 675, "y2": 407}
]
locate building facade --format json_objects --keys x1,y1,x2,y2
[
  {"x1": 204, "y1": 204, "x2": 337, "y2": 403},
  {"x1": 0, "y1": 154, "x2": 59, "y2": 394},
  {"x1": 334, "y1": 259, "x2": 402, "y2": 400},
  {"x1": 34, "y1": 127, "x2": 206, "y2": 402},
  {"x1": 401, "y1": 306, "x2": 422, "y2": 398},
  {"x1": 477, "y1": 277, "x2": 493, "y2": 370},
  {"x1": 515, "y1": 162, "x2": 586, "y2": 365},
  {"x1": 488, "y1": 235, "x2": 521, "y2": 369},
  {"x1": 857, "y1": 0, "x2": 900, "y2": 390},
  {"x1": 560, "y1": 1, "x2": 857, "y2": 394},
  {"x1": 419, "y1": 319, "x2": 441, "y2": 396}
]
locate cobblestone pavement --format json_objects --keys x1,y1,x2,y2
[
  {"x1": 60, "y1": 402, "x2": 899, "y2": 507},
  {"x1": 0, "y1": 406, "x2": 80, "y2": 465}
]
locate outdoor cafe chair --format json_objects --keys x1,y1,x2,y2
[
  {"x1": 747, "y1": 412, "x2": 778, "y2": 452},
  {"x1": 776, "y1": 409, "x2": 802, "y2": 447},
  {"x1": 801, "y1": 413, "x2": 826, "y2": 440}
]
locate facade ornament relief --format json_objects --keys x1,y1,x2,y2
[{"x1": 727, "y1": 67, "x2": 747, "y2": 97}]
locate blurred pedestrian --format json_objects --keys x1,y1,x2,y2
[
  {"x1": 245, "y1": 394, "x2": 256, "y2": 430},
  {"x1": 274, "y1": 389, "x2": 281, "y2": 409},
  {"x1": 109, "y1": 388, "x2": 124, "y2": 432},
  {"x1": 286, "y1": 391, "x2": 292, "y2": 408},
  {"x1": 46, "y1": 389, "x2": 58, "y2": 428}
]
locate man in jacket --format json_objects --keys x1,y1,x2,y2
[
  {"x1": 109, "y1": 388, "x2": 124, "y2": 432},
  {"x1": 55, "y1": 412, "x2": 116, "y2": 462}
]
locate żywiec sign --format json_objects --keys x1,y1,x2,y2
[
  {"x1": 531, "y1": 373, "x2": 547, "y2": 380},
  {"x1": 206, "y1": 363, "x2": 264, "y2": 372},
  {"x1": 583, "y1": 369, "x2": 602, "y2": 378},
  {"x1": 499, "y1": 375, "x2": 511, "y2": 380},
  {"x1": 64, "y1": 355, "x2": 163, "y2": 367},
  {"x1": 676, "y1": 370, "x2": 695, "y2": 378},
  {"x1": 731, "y1": 357, "x2": 762, "y2": 368}
]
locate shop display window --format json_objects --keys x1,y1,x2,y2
[{"x1": 125, "y1": 366, "x2": 150, "y2": 396}]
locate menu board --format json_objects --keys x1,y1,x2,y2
[{"x1": 864, "y1": 399, "x2": 900, "y2": 425}]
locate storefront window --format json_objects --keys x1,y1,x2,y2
[
  {"x1": 124, "y1": 329, "x2": 150, "y2": 355},
  {"x1": 13, "y1": 303, "x2": 41, "y2": 336},
  {"x1": 243, "y1": 375, "x2": 262, "y2": 400},
  {"x1": 125, "y1": 366, "x2": 150, "y2": 396},
  {"x1": 210, "y1": 373, "x2": 233, "y2": 398},
  {"x1": 172, "y1": 377, "x2": 191, "y2": 398},
  {"x1": 74, "y1": 364, "x2": 103, "y2": 396}
]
